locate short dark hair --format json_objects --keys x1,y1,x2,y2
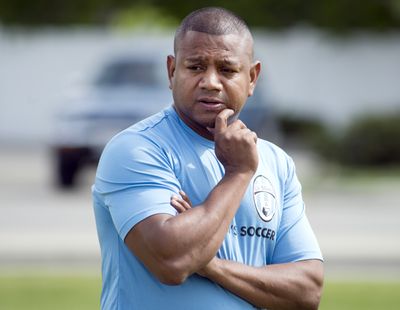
[{"x1": 174, "y1": 7, "x2": 252, "y2": 55}]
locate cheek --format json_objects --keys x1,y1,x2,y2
[
  {"x1": 172, "y1": 78, "x2": 193, "y2": 105},
  {"x1": 177, "y1": 76, "x2": 198, "y2": 97},
  {"x1": 227, "y1": 81, "x2": 249, "y2": 103}
]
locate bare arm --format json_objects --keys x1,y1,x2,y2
[
  {"x1": 199, "y1": 258, "x2": 323, "y2": 310},
  {"x1": 171, "y1": 193, "x2": 324, "y2": 310},
  {"x1": 125, "y1": 109, "x2": 259, "y2": 285}
]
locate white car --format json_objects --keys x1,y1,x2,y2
[{"x1": 53, "y1": 55, "x2": 277, "y2": 188}]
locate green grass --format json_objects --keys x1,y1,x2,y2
[
  {"x1": 0, "y1": 274, "x2": 399, "y2": 309},
  {"x1": 0, "y1": 273, "x2": 101, "y2": 310},
  {"x1": 320, "y1": 281, "x2": 400, "y2": 310}
]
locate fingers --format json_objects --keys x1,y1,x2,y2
[
  {"x1": 229, "y1": 127, "x2": 258, "y2": 146},
  {"x1": 179, "y1": 190, "x2": 192, "y2": 207},
  {"x1": 170, "y1": 190, "x2": 193, "y2": 214},
  {"x1": 214, "y1": 109, "x2": 235, "y2": 134},
  {"x1": 228, "y1": 119, "x2": 247, "y2": 130},
  {"x1": 170, "y1": 196, "x2": 189, "y2": 213},
  {"x1": 213, "y1": 116, "x2": 259, "y2": 173},
  {"x1": 208, "y1": 110, "x2": 245, "y2": 136},
  {"x1": 248, "y1": 130, "x2": 258, "y2": 144}
]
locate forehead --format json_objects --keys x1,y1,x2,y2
[{"x1": 175, "y1": 31, "x2": 252, "y2": 62}]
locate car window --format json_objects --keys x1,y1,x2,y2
[{"x1": 95, "y1": 60, "x2": 159, "y2": 87}]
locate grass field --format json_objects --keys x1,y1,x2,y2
[
  {"x1": 0, "y1": 273, "x2": 101, "y2": 310},
  {"x1": 0, "y1": 274, "x2": 399, "y2": 309}
]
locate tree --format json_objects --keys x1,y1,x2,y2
[{"x1": 1, "y1": 0, "x2": 399, "y2": 32}]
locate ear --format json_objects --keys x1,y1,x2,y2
[
  {"x1": 248, "y1": 61, "x2": 261, "y2": 97},
  {"x1": 167, "y1": 55, "x2": 176, "y2": 90}
]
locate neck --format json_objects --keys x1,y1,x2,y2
[{"x1": 173, "y1": 105, "x2": 214, "y2": 141}]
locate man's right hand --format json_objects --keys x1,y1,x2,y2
[
  {"x1": 212, "y1": 109, "x2": 259, "y2": 175},
  {"x1": 125, "y1": 110, "x2": 259, "y2": 286}
]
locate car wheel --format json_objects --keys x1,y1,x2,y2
[{"x1": 55, "y1": 148, "x2": 87, "y2": 188}]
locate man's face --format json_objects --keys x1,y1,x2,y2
[{"x1": 167, "y1": 31, "x2": 261, "y2": 139}]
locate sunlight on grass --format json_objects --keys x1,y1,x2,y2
[
  {"x1": 320, "y1": 281, "x2": 400, "y2": 310},
  {"x1": 1, "y1": 274, "x2": 400, "y2": 310},
  {"x1": 0, "y1": 274, "x2": 101, "y2": 310}
]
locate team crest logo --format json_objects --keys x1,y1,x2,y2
[{"x1": 253, "y1": 175, "x2": 276, "y2": 222}]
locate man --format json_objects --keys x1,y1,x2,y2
[{"x1": 93, "y1": 7, "x2": 323, "y2": 310}]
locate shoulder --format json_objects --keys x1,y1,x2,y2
[
  {"x1": 97, "y1": 108, "x2": 179, "y2": 174},
  {"x1": 101, "y1": 108, "x2": 175, "y2": 158},
  {"x1": 258, "y1": 139, "x2": 288, "y2": 157},
  {"x1": 257, "y1": 139, "x2": 296, "y2": 175}
]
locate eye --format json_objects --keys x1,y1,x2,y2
[
  {"x1": 221, "y1": 68, "x2": 233, "y2": 73},
  {"x1": 187, "y1": 65, "x2": 204, "y2": 72},
  {"x1": 220, "y1": 67, "x2": 237, "y2": 75}
]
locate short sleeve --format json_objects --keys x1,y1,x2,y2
[
  {"x1": 271, "y1": 156, "x2": 323, "y2": 264},
  {"x1": 95, "y1": 132, "x2": 180, "y2": 240}
]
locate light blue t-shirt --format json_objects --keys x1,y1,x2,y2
[{"x1": 93, "y1": 106, "x2": 322, "y2": 309}]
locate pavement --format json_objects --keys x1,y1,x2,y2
[{"x1": 1, "y1": 147, "x2": 399, "y2": 279}]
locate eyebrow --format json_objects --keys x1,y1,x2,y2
[
  {"x1": 219, "y1": 58, "x2": 240, "y2": 66},
  {"x1": 184, "y1": 56, "x2": 207, "y2": 63},
  {"x1": 184, "y1": 56, "x2": 240, "y2": 66}
]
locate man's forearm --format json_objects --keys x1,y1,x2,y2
[
  {"x1": 199, "y1": 258, "x2": 324, "y2": 310},
  {"x1": 125, "y1": 170, "x2": 254, "y2": 284},
  {"x1": 160, "y1": 172, "x2": 254, "y2": 271},
  {"x1": 126, "y1": 110, "x2": 259, "y2": 284}
]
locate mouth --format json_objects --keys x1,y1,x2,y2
[{"x1": 197, "y1": 97, "x2": 225, "y2": 111}]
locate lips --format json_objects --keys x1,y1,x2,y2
[{"x1": 197, "y1": 97, "x2": 225, "y2": 110}]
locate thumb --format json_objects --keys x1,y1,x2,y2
[{"x1": 214, "y1": 109, "x2": 234, "y2": 134}]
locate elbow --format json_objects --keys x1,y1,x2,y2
[
  {"x1": 301, "y1": 260, "x2": 324, "y2": 310},
  {"x1": 310, "y1": 281, "x2": 324, "y2": 310},
  {"x1": 301, "y1": 290, "x2": 322, "y2": 310},
  {"x1": 301, "y1": 271, "x2": 324, "y2": 310},
  {"x1": 291, "y1": 288, "x2": 322, "y2": 310},
  {"x1": 157, "y1": 270, "x2": 188, "y2": 286},
  {"x1": 152, "y1": 258, "x2": 192, "y2": 286},
  {"x1": 159, "y1": 275, "x2": 187, "y2": 286}
]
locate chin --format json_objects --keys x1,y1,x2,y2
[{"x1": 200, "y1": 117, "x2": 217, "y2": 129}]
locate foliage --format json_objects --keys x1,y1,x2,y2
[
  {"x1": 337, "y1": 113, "x2": 400, "y2": 166},
  {"x1": 279, "y1": 112, "x2": 400, "y2": 167},
  {"x1": 1, "y1": 0, "x2": 400, "y2": 32},
  {"x1": 153, "y1": 0, "x2": 400, "y2": 32},
  {"x1": 110, "y1": 4, "x2": 179, "y2": 30},
  {"x1": 277, "y1": 114, "x2": 336, "y2": 155}
]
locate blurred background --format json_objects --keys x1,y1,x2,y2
[{"x1": 1, "y1": 0, "x2": 400, "y2": 309}]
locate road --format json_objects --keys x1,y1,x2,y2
[{"x1": 1, "y1": 147, "x2": 399, "y2": 279}]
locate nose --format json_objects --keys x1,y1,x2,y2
[{"x1": 199, "y1": 68, "x2": 222, "y2": 91}]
